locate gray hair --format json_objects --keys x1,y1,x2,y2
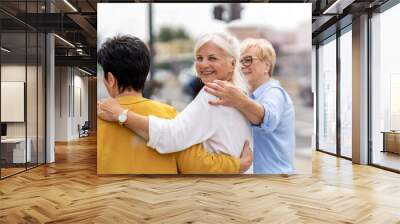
[{"x1": 194, "y1": 32, "x2": 249, "y2": 94}]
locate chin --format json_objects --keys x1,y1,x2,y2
[
  {"x1": 244, "y1": 77, "x2": 253, "y2": 83},
  {"x1": 200, "y1": 77, "x2": 214, "y2": 84}
]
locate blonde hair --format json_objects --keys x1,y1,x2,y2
[
  {"x1": 194, "y1": 32, "x2": 248, "y2": 93},
  {"x1": 240, "y1": 38, "x2": 276, "y2": 76}
]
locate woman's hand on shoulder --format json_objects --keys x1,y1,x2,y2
[
  {"x1": 97, "y1": 97, "x2": 123, "y2": 122},
  {"x1": 204, "y1": 80, "x2": 247, "y2": 108}
]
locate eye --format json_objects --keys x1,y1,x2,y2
[
  {"x1": 195, "y1": 56, "x2": 203, "y2": 62},
  {"x1": 208, "y1": 56, "x2": 217, "y2": 61}
]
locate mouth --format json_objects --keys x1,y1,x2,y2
[
  {"x1": 242, "y1": 71, "x2": 251, "y2": 75},
  {"x1": 200, "y1": 70, "x2": 215, "y2": 76}
]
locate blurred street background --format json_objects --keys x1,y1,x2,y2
[{"x1": 97, "y1": 3, "x2": 313, "y2": 173}]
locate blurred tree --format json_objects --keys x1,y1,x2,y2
[
  {"x1": 158, "y1": 27, "x2": 175, "y2": 42},
  {"x1": 175, "y1": 28, "x2": 190, "y2": 40},
  {"x1": 157, "y1": 26, "x2": 190, "y2": 42}
]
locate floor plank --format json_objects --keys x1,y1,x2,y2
[{"x1": 0, "y1": 135, "x2": 399, "y2": 223}]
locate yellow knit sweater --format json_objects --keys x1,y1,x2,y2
[{"x1": 97, "y1": 95, "x2": 240, "y2": 174}]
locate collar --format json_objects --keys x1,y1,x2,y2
[
  {"x1": 116, "y1": 95, "x2": 149, "y2": 105},
  {"x1": 251, "y1": 79, "x2": 281, "y2": 99}
]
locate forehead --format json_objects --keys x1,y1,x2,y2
[
  {"x1": 196, "y1": 42, "x2": 226, "y2": 55},
  {"x1": 241, "y1": 46, "x2": 259, "y2": 56}
]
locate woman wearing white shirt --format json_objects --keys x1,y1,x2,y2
[{"x1": 98, "y1": 33, "x2": 252, "y2": 165}]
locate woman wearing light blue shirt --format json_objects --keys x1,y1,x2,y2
[{"x1": 205, "y1": 38, "x2": 295, "y2": 174}]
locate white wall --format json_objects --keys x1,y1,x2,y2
[
  {"x1": 1, "y1": 65, "x2": 26, "y2": 144},
  {"x1": 1, "y1": 65, "x2": 36, "y2": 138},
  {"x1": 72, "y1": 72, "x2": 89, "y2": 138},
  {"x1": 54, "y1": 67, "x2": 89, "y2": 141},
  {"x1": 54, "y1": 67, "x2": 69, "y2": 141},
  {"x1": 1, "y1": 63, "x2": 46, "y2": 164}
]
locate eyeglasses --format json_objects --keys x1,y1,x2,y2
[{"x1": 239, "y1": 56, "x2": 259, "y2": 67}]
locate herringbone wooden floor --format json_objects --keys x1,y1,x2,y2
[{"x1": 1, "y1": 135, "x2": 400, "y2": 223}]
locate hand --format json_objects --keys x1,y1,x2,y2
[
  {"x1": 239, "y1": 140, "x2": 253, "y2": 173},
  {"x1": 204, "y1": 80, "x2": 247, "y2": 108},
  {"x1": 97, "y1": 97, "x2": 123, "y2": 122}
]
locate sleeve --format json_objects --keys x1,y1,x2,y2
[
  {"x1": 253, "y1": 88, "x2": 286, "y2": 134},
  {"x1": 175, "y1": 144, "x2": 240, "y2": 174},
  {"x1": 147, "y1": 89, "x2": 218, "y2": 154}
]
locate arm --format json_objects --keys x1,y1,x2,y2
[
  {"x1": 235, "y1": 95, "x2": 265, "y2": 125},
  {"x1": 253, "y1": 88, "x2": 286, "y2": 133},
  {"x1": 98, "y1": 91, "x2": 218, "y2": 154},
  {"x1": 125, "y1": 111, "x2": 148, "y2": 140},
  {"x1": 147, "y1": 90, "x2": 217, "y2": 154},
  {"x1": 176, "y1": 140, "x2": 253, "y2": 174},
  {"x1": 205, "y1": 80, "x2": 286, "y2": 131},
  {"x1": 97, "y1": 98, "x2": 149, "y2": 140},
  {"x1": 204, "y1": 81, "x2": 264, "y2": 125}
]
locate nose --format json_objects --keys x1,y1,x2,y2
[
  {"x1": 241, "y1": 65, "x2": 249, "y2": 72},
  {"x1": 197, "y1": 59, "x2": 210, "y2": 69}
]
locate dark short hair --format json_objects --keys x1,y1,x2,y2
[{"x1": 97, "y1": 35, "x2": 150, "y2": 92}]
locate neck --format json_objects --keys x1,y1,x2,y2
[
  {"x1": 115, "y1": 89, "x2": 142, "y2": 98},
  {"x1": 250, "y1": 76, "x2": 271, "y2": 92}
]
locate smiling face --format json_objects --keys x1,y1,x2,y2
[
  {"x1": 240, "y1": 46, "x2": 271, "y2": 90},
  {"x1": 195, "y1": 42, "x2": 235, "y2": 84}
]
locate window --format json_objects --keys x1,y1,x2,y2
[
  {"x1": 371, "y1": 2, "x2": 400, "y2": 171},
  {"x1": 0, "y1": 2, "x2": 46, "y2": 179},
  {"x1": 317, "y1": 36, "x2": 337, "y2": 154},
  {"x1": 339, "y1": 28, "x2": 352, "y2": 158}
]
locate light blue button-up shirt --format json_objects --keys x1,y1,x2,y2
[{"x1": 251, "y1": 79, "x2": 295, "y2": 174}]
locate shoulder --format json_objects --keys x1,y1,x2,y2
[
  {"x1": 195, "y1": 87, "x2": 219, "y2": 102},
  {"x1": 147, "y1": 99, "x2": 176, "y2": 111},
  {"x1": 130, "y1": 99, "x2": 178, "y2": 119},
  {"x1": 264, "y1": 87, "x2": 285, "y2": 98},
  {"x1": 185, "y1": 87, "x2": 224, "y2": 116},
  {"x1": 257, "y1": 86, "x2": 293, "y2": 111},
  {"x1": 260, "y1": 84, "x2": 291, "y2": 105}
]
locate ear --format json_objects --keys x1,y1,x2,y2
[
  {"x1": 265, "y1": 61, "x2": 271, "y2": 76},
  {"x1": 107, "y1": 72, "x2": 117, "y2": 88},
  {"x1": 229, "y1": 58, "x2": 236, "y2": 73}
]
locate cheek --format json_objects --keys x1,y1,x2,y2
[
  {"x1": 195, "y1": 62, "x2": 206, "y2": 76},
  {"x1": 215, "y1": 64, "x2": 226, "y2": 76},
  {"x1": 103, "y1": 79, "x2": 109, "y2": 87},
  {"x1": 195, "y1": 63, "x2": 200, "y2": 73},
  {"x1": 254, "y1": 65, "x2": 264, "y2": 75}
]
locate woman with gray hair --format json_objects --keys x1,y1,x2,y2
[{"x1": 98, "y1": 32, "x2": 253, "y2": 171}]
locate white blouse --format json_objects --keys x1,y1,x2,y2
[{"x1": 147, "y1": 88, "x2": 252, "y2": 158}]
